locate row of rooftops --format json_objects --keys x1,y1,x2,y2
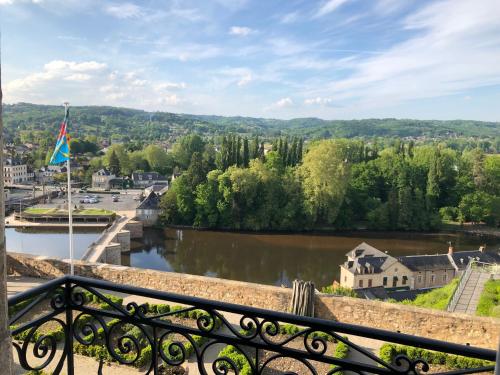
[{"x1": 343, "y1": 242, "x2": 500, "y2": 275}]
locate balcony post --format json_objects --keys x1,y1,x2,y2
[
  {"x1": 0, "y1": 52, "x2": 13, "y2": 375},
  {"x1": 495, "y1": 338, "x2": 500, "y2": 375},
  {"x1": 65, "y1": 279, "x2": 75, "y2": 375}
]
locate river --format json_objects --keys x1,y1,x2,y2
[
  {"x1": 125, "y1": 228, "x2": 499, "y2": 288},
  {"x1": 6, "y1": 227, "x2": 101, "y2": 259}
]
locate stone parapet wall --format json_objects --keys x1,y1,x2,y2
[{"x1": 6, "y1": 252, "x2": 499, "y2": 349}]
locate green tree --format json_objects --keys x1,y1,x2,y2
[
  {"x1": 458, "y1": 192, "x2": 495, "y2": 224},
  {"x1": 298, "y1": 139, "x2": 351, "y2": 225},
  {"x1": 144, "y1": 144, "x2": 171, "y2": 175},
  {"x1": 242, "y1": 138, "x2": 249, "y2": 167},
  {"x1": 108, "y1": 150, "x2": 120, "y2": 176},
  {"x1": 171, "y1": 134, "x2": 205, "y2": 169}
]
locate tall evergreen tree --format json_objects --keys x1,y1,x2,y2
[
  {"x1": 108, "y1": 149, "x2": 121, "y2": 175},
  {"x1": 283, "y1": 138, "x2": 289, "y2": 165},
  {"x1": 243, "y1": 138, "x2": 249, "y2": 167},
  {"x1": 259, "y1": 142, "x2": 265, "y2": 161},
  {"x1": 236, "y1": 137, "x2": 242, "y2": 166},
  {"x1": 297, "y1": 138, "x2": 303, "y2": 163},
  {"x1": 252, "y1": 136, "x2": 259, "y2": 159}
]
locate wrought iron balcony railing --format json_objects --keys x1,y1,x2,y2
[{"x1": 8, "y1": 275, "x2": 497, "y2": 374}]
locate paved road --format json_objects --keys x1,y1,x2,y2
[{"x1": 34, "y1": 191, "x2": 140, "y2": 212}]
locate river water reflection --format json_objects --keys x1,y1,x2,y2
[
  {"x1": 6, "y1": 227, "x2": 100, "y2": 259},
  {"x1": 126, "y1": 228, "x2": 499, "y2": 288}
]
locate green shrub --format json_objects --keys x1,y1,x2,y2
[
  {"x1": 379, "y1": 344, "x2": 494, "y2": 370},
  {"x1": 321, "y1": 285, "x2": 357, "y2": 297},
  {"x1": 217, "y1": 345, "x2": 252, "y2": 375}
]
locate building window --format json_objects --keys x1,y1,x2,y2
[
  {"x1": 417, "y1": 275, "x2": 422, "y2": 283},
  {"x1": 442, "y1": 274, "x2": 447, "y2": 282},
  {"x1": 402, "y1": 276, "x2": 408, "y2": 285},
  {"x1": 383, "y1": 277, "x2": 387, "y2": 286},
  {"x1": 431, "y1": 274, "x2": 436, "y2": 283},
  {"x1": 392, "y1": 276, "x2": 398, "y2": 287},
  {"x1": 368, "y1": 279, "x2": 372, "y2": 287},
  {"x1": 359, "y1": 280, "x2": 363, "y2": 288},
  {"x1": 344, "y1": 276, "x2": 347, "y2": 283}
]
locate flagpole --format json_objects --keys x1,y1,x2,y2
[{"x1": 64, "y1": 102, "x2": 74, "y2": 275}]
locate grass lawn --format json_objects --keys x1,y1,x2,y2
[
  {"x1": 74, "y1": 208, "x2": 114, "y2": 215},
  {"x1": 23, "y1": 208, "x2": 58, "y2": 214},
  {"x1": 476, "y1": 279, "x2": 500, "y2": 318},
  {"x1": 399, "y1": 278, "x2": 459, "y2": 310},
  {"x1": 23, "y1": 207, "x2": 114, "y2": 216}
]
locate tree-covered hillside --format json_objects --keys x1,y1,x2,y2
[{"x1": 3, "y1": 103, "x2": 500, "y2": 144}]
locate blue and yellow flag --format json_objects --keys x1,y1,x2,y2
[{"x1": 49, "y1": 107, "x2": 71, "y2": 165}]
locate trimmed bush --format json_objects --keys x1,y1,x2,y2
[
  {"x1": 217, "y1": 345, "x2": 252, "y2": 375},
  {"x1": 379, "y1": 343, "x2": 494, "y2": 370},
  {"x1": 321, "y1": 285, "x2": 357, "y2": 297}
]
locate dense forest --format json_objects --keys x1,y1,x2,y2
[
  {"x1": 158, "y1": 135, "x2": 500, "y2": 231},
  {"x1": 3, "y1": 103, "x2": 500, "y2": 145}
]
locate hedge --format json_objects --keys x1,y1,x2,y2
[
  {"x1": 217, "y1": 345, "x2": 253, "y2": 375},
  {"x1": 379, "y1": 344, "x2": 494, "y2": 370}
]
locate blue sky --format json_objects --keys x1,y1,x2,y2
[{"x1": 1, "y1": 0, "x2": 500, "y2": 120}]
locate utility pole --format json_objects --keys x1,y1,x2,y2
[{"x1": 0, "y1": 38, "x2": 14, "y2": 375}]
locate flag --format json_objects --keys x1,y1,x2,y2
[{"x1": 49, "y1": 107, "x2": 71, "y2": 165}]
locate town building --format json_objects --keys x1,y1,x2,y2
[
  {"x1": 131, "y1": 171, "x2": 168, "y2": 188},
  {"x1": 92, "y1": 169, "x2": 116, "y2": 189},
  {"x1": 135, "y1": 191, "x2": 160, "y2": 226},
  {"x1": 3, "y1": 160, "x2": 29, "y2": 185},
  {"x1": 144, "y1": 183, "x2": 169, "y2": 197},
  {"x1": 340, "y1": 242, "x2": 500, "y2": 291},
  {"x1": 340, "y1": 243, "x2": 414, "y2": 289}
]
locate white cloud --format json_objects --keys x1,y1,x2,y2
[
  {"x1": 0, "y1": 0, "x2": 43, "y2": 4},
  {"x1": 305, "y1": 0, "x2": 500, "y2": 109},
  {"x1": 237, "y1": 73, "x2": 252, "y2": 87},
  {"x1": 105, "y1": 3, "x2": 143, "y2": 19},
  {"x1": 280, "y1": 11, "x2": 300, "y2": 24},
  {"x1": 64, "y1": 73, "x2": 91, "y2": 82},
  {"x1": 153, "y1": 43, "x2": 221, "y2": 61},
  {"x1": 155, "y1": 82, "x2": 187, "y2": 91},
  {"x1": 5, "y1": 60, "x2": 106, "y2": 93},
  {"x1": 304, "y1": 97, "x2": 333, "y2": 105},
  {"x1": 274, "y1": 97, "x2": 293, "y2": 107},
  {"x1": 314, "y1": 0, "x2": 349, "y2": 18},
  {"x1": 229, "y1": 26, "x2": 253, "y2": 36},
  {"x1": 4, "y1": 61, "x2": 187, "y2": 111},
  {"x1": 373, "y1": 0, "x2": 408, "y2": 16}
]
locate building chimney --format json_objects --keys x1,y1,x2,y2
[
  {"x1": 479, "y1": 245, "x2": 486, "y2": 253},
  {"x1": 448, "y1": 242, "x2": 454, "y2": 255}
]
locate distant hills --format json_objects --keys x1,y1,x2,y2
[{"x1": 2, "y1": 103, "x2": 499, "y2": 143}]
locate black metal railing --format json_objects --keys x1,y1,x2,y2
[{"x1": 8, "y1": 275, "x2": 497, "y2": 374}]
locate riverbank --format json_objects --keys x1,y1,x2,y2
[
  {"x1": 165, "y1": 223, "x2": 500, "y2": 239},
  {"x1": 441, "y1": 222, "x2": 500, "y2": 238}
]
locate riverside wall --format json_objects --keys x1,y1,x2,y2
[{"x1": 6, "y1": 252, "x2": 499, "y2": 349}]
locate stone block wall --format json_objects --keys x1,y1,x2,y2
[
  {"x1": 125, "y1": 220, "x2": 143, "y2": 239},
  {"x1": 6, "y1": 252, "x2": 499, "y2": 349},
  {"x1": 114, "y1": 230, "x2": 131, "y2": 253},
  {"x1": 103, "y1": 243, "x2": 122, "y2": 265}
]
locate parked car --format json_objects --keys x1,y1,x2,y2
[{"x1": 112, "y1": 195, "x2": 119, "y2": 202}]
